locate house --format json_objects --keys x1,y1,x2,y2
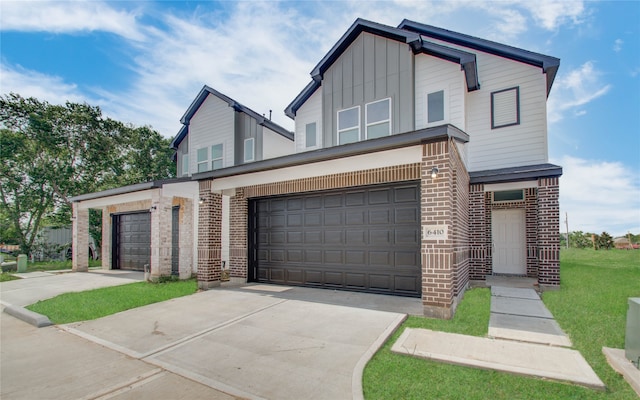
[
  {"x1": 71, "y1": 18, "x2": 562, "y2": 319},
  {"x1": 69, "y1": 88, "x2": 294, "y2": 280}
]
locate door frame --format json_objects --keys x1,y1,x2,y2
[{"x1": 491, "y1": 208, "x2": 526, "y2": 275}]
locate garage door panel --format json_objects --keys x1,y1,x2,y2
[
  {"x1": 115, "y1": 212, "x2": 150, "y2": 271},
  {"x1": 250, "y1": 182, "x2": 421, "y2": 297}
]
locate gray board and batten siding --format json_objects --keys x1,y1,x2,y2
[
  {"x1": 235, "y1": 111, "x2": 263, "y2": 164},
  {"x1": 322, "y1": 32, "x2": 415, "y2": 147}
]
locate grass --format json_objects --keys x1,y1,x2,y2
[
  {"x1": 363, "y1": 248, "x2": 640, "y2": 399},
  {"x1": 0, "y1": 272, "x2": 20, "y2": 282},
  {"x1": 26, "y1": 279, "x2": 198, "y2": 324},
  {"x1": 25, "y1": 259, "x2": 102, "y2": 272}
]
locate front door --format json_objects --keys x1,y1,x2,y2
[{"x1": 492, "y1": 209, "x2": 526, "y2": 275}]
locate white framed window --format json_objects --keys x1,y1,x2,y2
[
  {"x1": 305, "y1": 122, "x2": 317, "y2": 148},
  {"x1": 181, "y1": 154, "x2": 189, "y2": 176},
  {"x1": 366, "y1": 98, "x2": 391, "y2": 139},
  {"x1": 197, "y1": 147, "x2": 208, "y2": 173},
  {"x1": 426, "y1": 89, "x2": 447, "y2": 125},
  {"x1": 492, "y1": 87, "x2": 520, "y2": 129},
  {"x1": 337, "y1": 106, "x2": 360, "y2": 145},
  {"x1": 211, "y1": 143, "x2": 223, "y2": 170},
  {"x1": 243, "y1": 138, "x2": 255, "y2": 162}
]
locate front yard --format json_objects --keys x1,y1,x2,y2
[{"x1": 363, "y1": 248, "x2": 640, "y2": 399}]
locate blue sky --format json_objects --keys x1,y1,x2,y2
[{"x1": 1, "y1": 0, "x2": 639, "y2": 236}]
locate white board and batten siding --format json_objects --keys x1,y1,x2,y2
[
  {"x1": 421, "y1": 36, "x2": 549, "y2": 172},
  {"x1": 263, "y1": 127, "x2": 295, "y2": 159},
  {"x1": 188, "y1": 94, "x2": 235, "y2": 174},
  {"x1": 294, "y1": 87, "x2": 323, "y2": 152}
]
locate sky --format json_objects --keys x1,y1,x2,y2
[{"x1": 1, "y1": 0, "x2": 639, "y2": 236}]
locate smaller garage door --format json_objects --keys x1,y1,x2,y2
[{"x1": 113, "y1": 212, "x2": 151, "y2": 271}]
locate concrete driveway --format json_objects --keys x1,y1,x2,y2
[{"x1": 1, "y1": 274, "x2": 413, "y2": 400}]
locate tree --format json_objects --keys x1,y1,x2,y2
[
  {"x1": 0, "y1": 93, "x2": 175, "y2": 255},
  {"x1": 568, "y1": 231, "x2": 591, "y2": 249},
  {"x1": 596, "y1": 231, "x2": 614, "y2": 250}
]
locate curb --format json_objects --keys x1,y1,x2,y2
[{"x1": 3, "y1": 304, "x2": 53, "y2": 328}]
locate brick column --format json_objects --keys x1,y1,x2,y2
[
  {"x1": 197, "y1": 180, "x2": 222, "y2": 289},
  {"x1": 177, "y1": 198, "x2": 194, "y2": 279},
  {"x1": 468, "y1": 184, "x2": 487, "y2": 280},
  {"x1": 72, "y1": 203, "x2": 89, "y2": 272},
  {"x1": 229, "y1": 188, "x2": 248, "y2": 282},
  {"x1": 538, "y1": 177, "x2": 560, "y2": 287},
  {"x1": 101, "y1": 207, "x2": 112, "y2": 269},
  {"x1": 150, "y1": 192, "x2": 172, "y2": 280},
  {"x1": 525, "y1": 188, "x2": 539, "y2": 277},
  {"x1": 421, "y1": 141, "x2": 455, "y2": 319}
]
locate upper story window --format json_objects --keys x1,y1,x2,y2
[
  {"x1": 197, "y1": 147, "x2": 208, "y2": 173},
  {"x1": 211, "y1": 143, "x2": 223, "y2": 169},
  {"x1": 182, "y1": 154, "x2": 189, "y2": 176},
  {"x1": 243, "y1": 138, "x2": 255, "y2": 163},
  {"x1": 427, "y1": 90, "x2": 446, "y2": 125},
  {"x1": 337, "y1": 106, "x2": 360, "y2": 145},
  {"x1": 366, "y1": 98, "x2": 391, "y2": 139},
  {"x1": 491, "y1": 87, "x2": 520, "y2": 129},
  {"x1": 305, "y1": 122, "x2": 317, "y2": 148}
]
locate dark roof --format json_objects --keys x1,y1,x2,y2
[
  {"x1": 286, "y1": 19, "x2": 484, "y2": 119},
  {"x1": 69, "y1": 177, "x2": 192, "y2": 202},
  {"x1": 170, "y1": 85, "x2": 294, "y2": 150},
  {"x1": 469, "y1": 163, "x2": 562, "y2": 184},
  {"x1": 398, "y1": 19, "x2": 560, "y2": 96},
  {"x1": 192, "y1": 124, "x2": 468, "y2": 180}
]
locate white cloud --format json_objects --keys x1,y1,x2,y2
[
  {"x1": 0, "y1": 63, "x2": 85, "y2": 105},
  {"x1": 520, "y1": 0, "x2": 586, "y2": 30},
  {"x1": 548, "y1": 61, "x2": 611, "y2": 123},
  {"x1": 554, "y1": 156, "x2": 640, "y2": 236},
  {"x1": 613, "y1": 38, "x2": 623, "y2": 52},
  {"x1": 0, "y1": 0, "x2": 144, "y2": 41}
]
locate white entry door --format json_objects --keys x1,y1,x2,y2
[{"x1": 492, "y1": 209, "x2": 526, "y2": 275}]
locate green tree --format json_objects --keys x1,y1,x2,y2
[
  {"x1": 0, "y1": 93, "x2": 175, "y2": 255},
  {"x1": 596, "y1": 231, "x2": 614, "y2": 250},
  {"x1": 568, "y1": 231, "x2": 591, "y2": 249}
]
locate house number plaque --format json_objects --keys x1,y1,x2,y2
[{"x1": 422, "y1": 225, "x2": 449, "y2": 240}]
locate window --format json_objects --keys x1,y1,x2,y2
[
  {"x1": 181, "y1": 154, "x2": 189, "y2": 176},
  {"x1": 337, "y1": 106, "x2": 360, "y2": 145},
  {"x1": 243, "y1": 138, "x2": 255, "y2": 162},
  {"x1": 305, "y1": 122, "x2": 317, "y2": 148},
  {"x1": 493, "y1": 190, "x2": 524, "y2": 202},
  {"x1": 491, "y1": 87, "x2": 520, "y2": 129},
  {"x1": 211, "y1": 143, "x2": 223, "y2": 170},
  {"x1": 427, "y1": 90, "x2": 445, "y2": 124},
  {"x1": 366, "y1": 98, "x2": 391, "y2": 139},
  {"x1": 197, "y1": 148, "x2": 208, "y2": 173}
]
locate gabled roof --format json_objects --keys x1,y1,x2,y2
[
  {"x1": 286, "y1": 18, "x2": 481, "y2": 119},
  {"x1": 170, "y1": 85, "x2": 294, "y2": 150},
  {"x1": 398, "y1": 19, "x2": 560, "y2": 96}
]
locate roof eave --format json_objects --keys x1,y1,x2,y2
[{"x1": 469, "y1": 163, "x2": 563, "y2": 184}]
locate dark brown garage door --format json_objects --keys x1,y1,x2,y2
[
  {"x1": 113, "y1": 212, "x2": 151, "y2": 271},
  {"x1": 249, "y1": 182, "x2": 421, "y2": 297}
]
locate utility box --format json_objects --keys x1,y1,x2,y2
[
  {"x1": 16, "y1": 254, "x2": 27, "y2": 273},
  {"x1": 626, "y1": 298, "x2": 640, "y2": 369}
]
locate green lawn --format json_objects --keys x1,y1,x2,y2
[
  {"x1": 363, "y1": 248, "x2": 640, "y2": 399},
  {"x1": 26, "y1": 279, "x2": 198, "y2": 324}
]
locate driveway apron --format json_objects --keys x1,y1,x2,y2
[{"x1": 64, "y1": 286, "x2": 406, "y2": 400}]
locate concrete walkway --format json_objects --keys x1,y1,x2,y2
[{"x1": 392, "y1": 284, "x2": 606, "y2": 390}]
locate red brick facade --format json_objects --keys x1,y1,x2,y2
[
  {"x1": 197, "y1": 180, "x2": 222, "y2": 288},
  {"x1": 468, "y1": 178, "x2": 560, "y2": 286}
]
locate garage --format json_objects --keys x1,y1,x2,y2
[
  {"x1": 249, "y1": 182, "x2": 421, "y2": 297},
  {"x1": 112, "y1": 212, "x2": 151, "y2": 271}
]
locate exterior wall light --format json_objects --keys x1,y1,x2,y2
[
  {"x1": 431, "y1": 167, "x2": 439, "y2": 179},
  {"x1": 199, "y1": 198, "x2": 205, "y2": 205},
  {"x1": 149, "y1": 206, "x2": 157, "y2": 211}
]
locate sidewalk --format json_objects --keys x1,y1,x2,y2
[{"x1": 392, "y1": 285, "x2": 606, "y2": 390}]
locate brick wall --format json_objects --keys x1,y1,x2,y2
[
  {"x1": 229, "y1": 188, "x2": 248, "y2": 280},
  {"x1": 197, "y1": 180, "x2": 222, "y2": 288},
  {"x1": 173, "y1": 197, "x2": 194, "y2": 279},
  {"x1": 537, "y1": 177, "x2": 560, "y2": 286},
  {"x1": 72, "y1": 203, "x2": 89, "y2": 272},
  {"x1": 450, "y1": 142, "x2": 470, "y2": 299},
  {"x1": 467, "y1": 178, "x2": 560, "y2": 286},
  {"x1": 420, "y1": 140, "x2": 455, "y2": 319},
  {"x1": 150, "y1": 192, "x2": 173, "y2": 279}
]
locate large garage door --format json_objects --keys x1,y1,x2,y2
[
  {"x1": 249, "y1": 182, "x2": 421, "y2": 297},
  {"x1": 113, "y1": 212, "x2": 151, "y2": 271}
]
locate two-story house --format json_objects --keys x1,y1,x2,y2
[
  {"x1": 70, "y1": 87, "x2": 294, "y2": 281},
  {"x1": 72, "y1": 18, "x2": 561, "y2": 319}
]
